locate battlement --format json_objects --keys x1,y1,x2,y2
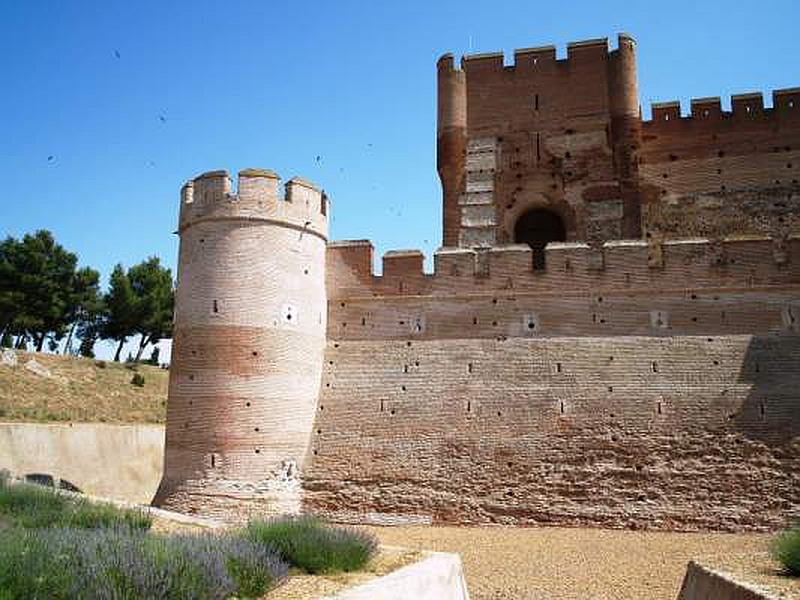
[
  {"x1": 645, "y1": 88, "x2": 800, "y2": 127},
  {"x1": 179, "y1": 168, "x2": 329, "y2": 239},
  {"x1": 327, "y1": 235, "x2": 799, "y2": 299},
  {"x1": 441, "y1": 33, "x2": 634, "y2": 73}
]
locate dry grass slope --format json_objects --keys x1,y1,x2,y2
[{"x1": 0, "y1": 352, "x2": 167, "y2": 424}]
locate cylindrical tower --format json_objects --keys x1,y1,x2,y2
[
  {"x1": 437, "y1": 53, "x2": 467, "y2": 248},
  {"x1": 608, "y1": 33, "x2": 643, "y2": 239},
  {"x1": 153, "y1": 168, "x2": 329, "y2": 520}
]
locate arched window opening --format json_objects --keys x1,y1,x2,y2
[{"x1": 513, "y1": 208, "x2": 566, "y2": 269}]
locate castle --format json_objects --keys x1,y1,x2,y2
[{"x1": 154, "y1": 34, "x2": 800, "y2": 531}]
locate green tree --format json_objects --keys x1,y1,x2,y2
[
  {"x1": 128, "y1": 257, "x2": 174, "y2": 362},
  {"x1": 0, "y1": 236, "x2": 22, "y2": 341},
  {"x1": 0, "y1": 231, "x2": 81, "y2": 351},
  {"x1": 62, "y1": 267, "x2": 102, "y2": 355},
  {"x1": 103, "y1": 264, "x2": 138, "y2": 362}
]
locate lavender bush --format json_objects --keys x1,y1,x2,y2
[
  {"x1": 771, "y1": 526, "x2": 800, "y2": 576},
  {"x1": 247, "y1": 515, "x2": 378, "y2": 574},
  {"x1": 0, "y1": 527, "x2": 288, "y2": 599}
]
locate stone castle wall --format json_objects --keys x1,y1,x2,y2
[
  {"x1": 438, "y1": 35, "x2": 642, "y2": 246},
  {"x1": 158, "y1": 34, "x2": 800, "y2": 530},
  {"x1": 304, "y1": 235, "x2": 800, "y2": 530},
  {"x1": 304, "y1": 334, "x2": 800, "y2": 531},
  {"x1": 438, "y1": 36, "x2": 800, "y2": 247},
  {"x1": 325, "y1": 237, "x2": 800, "y2": 341},
  {"x1": 641, "y1": 90, "x2": 800, "y2": 239}
]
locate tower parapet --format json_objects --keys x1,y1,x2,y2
[
  {"x1": 155, "y1": 168, "x2": 329, "y2": 520},
  {"x1": 179, "y1": 169, "x2": 329, "y2": 239}
]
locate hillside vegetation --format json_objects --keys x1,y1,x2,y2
[{"x1": 0, "y1": 351, "x2": 167, "y2": 423}]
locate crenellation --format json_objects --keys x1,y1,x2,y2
[
  {"x1": 565, "y1": 37, "x2": 609, "y2": 61},
  {"x1": 461, "y1": 51, "x2": 504, "y2": 72},
  {"x1": 436, "y1": 52, "x2": 457, "y2": 72},
  {"x1": 731, "y1": 92, "x2": 765, "y2": 117},
  {"x1": 457, "y1": 35, "x2": 623, "y2": 75},
  {"x1": 237, "y1": 168, "x2": 280, "y2": 203},
  {"x1": 180, "y1": 180, "x2": 194, "y2": 205},
  {"x1": 325, "y1": 236, "x2": 799, "y2": 299},
  {"x1": 193, "y1": 170, "x2": 232, "y2": 204},
  {"x1": 690, "y1": 97, "x2": 723, "y2": 119},
  {"x1": 651, "y1": 101, "x2": 682, "y2": 123},
  {"x1": 774, "y1": 87, "x2": 800, "y2": 112},
  {"x1": 512, "y1": 45, "x2": 557, "y2": 68},
  {"x1": 178, "y1": 168, "x2": 329, "y2": 238},
  {"x1": 644, "y1": 88, "x2": 800, "y2": 127}
]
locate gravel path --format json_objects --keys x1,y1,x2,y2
[{"x1": 365, "y1": 525, "x2": 795, "y2": 600}]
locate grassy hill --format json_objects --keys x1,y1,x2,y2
[{"x1": 0, "y1": 351, "x2": 167, "y2": 424}]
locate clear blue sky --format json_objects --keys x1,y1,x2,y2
[{"x1": 1, "y1": 0, "x2": 798, "y2": 282}]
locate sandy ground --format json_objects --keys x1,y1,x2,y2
[{"x1": 365, "y1": 525, "x2": 799, "y2": 600}]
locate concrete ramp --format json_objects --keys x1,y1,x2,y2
[{"x1": 324, "y1": 551, "x2": 470, "y2": 600}]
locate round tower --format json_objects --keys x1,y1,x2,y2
[
  {"x1": 437, "y1": 53, "x2": 467, "y2": 248},
  {"x1": 608, "y1": 33, "x2": 643, "y2": 239},
  {"x1": 153, "y1": 168, "x2": 329, "y2": 520}
]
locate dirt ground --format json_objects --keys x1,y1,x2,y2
[{"x1": 365, "y1": 525, "x2": 798, "y2": 600}]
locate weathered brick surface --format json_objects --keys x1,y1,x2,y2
[
  {"x1": 438, "y1": 35, "x2": 800, "y2": 246},
  {"x1": 158, "y1": 34, "x2": 800, "y2": 530},
  {"x1": 154, "y1": 170, "x2": 328, "y2": 520},
  {"x1": 326, "y1": 238, "x2": 800, "y2": 342},
  {"x1": 305, "y1": 335, "x2": 800, "y2": 531}
]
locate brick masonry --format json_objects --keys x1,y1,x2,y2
[
  {"x1": 156, "y1": 33, "x2": 800, "y2": 530},
  {"x1": 304, "y1": 335, "x2": 799, "y2": 531},
  {"x1": 153, "y1": 169, "x2": 329, "y2": 520}
]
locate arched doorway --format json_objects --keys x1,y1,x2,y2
[{"x1": 514, "y1": 208, "x2": 566, "y2": 269}]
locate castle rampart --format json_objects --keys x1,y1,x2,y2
[
  {"x1": 327, "y1": 236, "x2": 799, "y2": 297},
  {"x1": 304, "y1": 334, "x2": 800, "y2": 530},
  {"x1": 324, "y1": 237, "x2": 799, "y2": 342},
  {"x1": 159, "y1": 34, "x2": 800, "y2": 531}
]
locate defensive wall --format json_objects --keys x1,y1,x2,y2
[
  {"x1": 439, "y1": 35, "x2": 800, "y2": 247},
  {"x1": 302, "y1": 235, "x2": 800, "y2": 530},
  {"x1": 156, "y1": 33, "x2": 800, "y2": 528},
  {"x1": 641, "y1": 89, "x2": 800, "y2": 240},
  {"x1": 325, "y1": 236, "x2": 800, "y2": 340},
  {"x1": 305, "y1": 332, "x2": 799, "y2": 530}
]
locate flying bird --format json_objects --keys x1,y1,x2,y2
[
  {"x1": 113, "y1": 49, "x2": 121, "y2": 59},
  {"x1": 159, "y1": 115, "x2": 167, "y2": 123},
  {"x1": 47, "y1": 155, "x2": 54, "y2": 162},
  {"x1": 315, "y1": 155, "x2": 321, "y2": 162}
]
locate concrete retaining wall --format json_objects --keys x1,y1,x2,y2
[
  {"x1": 0, "y1": 422, "x2": 164, "y2": 504},
  {"x1": 325, "y1": 551, "x2": 470, "y2": 600},
  {"x1": 677, "y1": 561, "x2": 779, "y2": 600}
]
